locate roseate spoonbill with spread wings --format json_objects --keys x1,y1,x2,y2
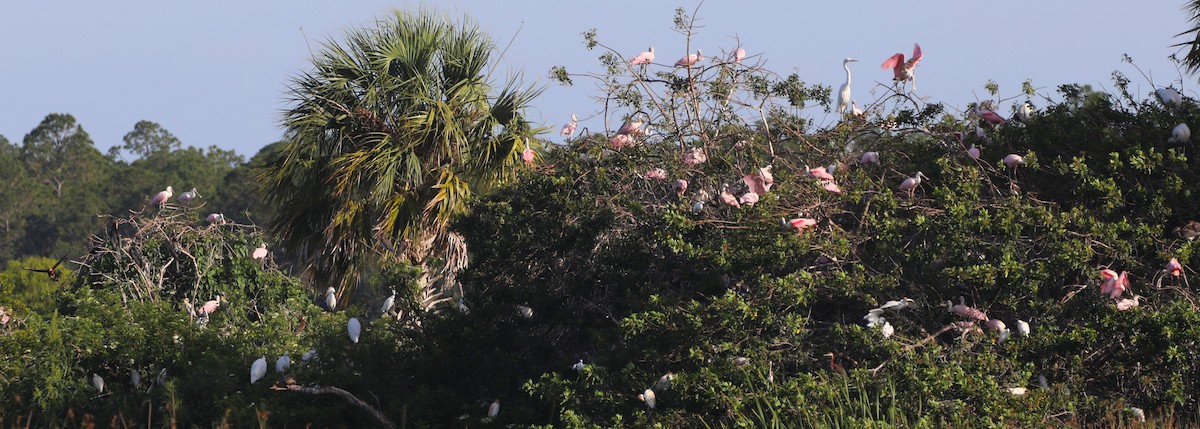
[
  {"x1": 206, "y1": 213, "x2": 225, "y2": 224},
  {"x1": 150, "y1": 186, "x2": 174, "y2": 207},
  {"x1": 561, "y1": 114, "x2": 578, "y2": 137},
  {"x1": 488, "y1": 399, "x2": 501, "y2": 417},
  {"x1": 1165, "y1": 257, "x2": 1183, "y2": 277},
  {"x1": 324, "y1": 287, "x2": 337, "y2": 312},
  {"x1": 881, "y1": 43, "x2": 923, "y2": 90},
  {"x1": 675, "y1": 49, "x2": 703, "y2": 67},
  {"x1": 177, "y1": 188, "x2": 200, "y2": 204},
  {"x1": 1099, "y1": 269, "x2": 1129, "y2": 299},
  {"x1": 976, "y1": 105, "x2": 1005, "y2": 125},
  {"x1": 347, "y1": 317, "x2": 362, "y2": 343},
  {"x1": 638, "y1": 389, "x2": 657, "y2": 408},
  {"x1": 837, "y1": 58, "x2": 859, "y2": 113},
  {"x1": 276, "y1": 354, "x2": 290, "y2": 373},
  {"x1": 1169, "y1": 123, "x2": 1191, "y2": 144},
  {"x1": 630, "y1": 47, "x2": 655, "y2": 65},
  {"x1": 92, "y1": 373, "x2": 105, "y2": 392},
  {"x1": 898, "y1": 172, "x2": 928, "y2": 197},
  {"x1": 250, "y1": 357, "x2": 267, "y2": 383},
  {"x1": 742, "y1": 165, "x2": 773, "y2": 195},
  {"x1": 380, "y1": 290, "x2": 396, "y2": 316},
  {"x1": 1003, "y1": 154, "x2": 1025, "y2": 169},
  {"x1": 24, "y1": 253, "x2": 69, "y2": 280},
  {"x1": 1156, "y1": 87, "x2": 1182, "y2": 109}
]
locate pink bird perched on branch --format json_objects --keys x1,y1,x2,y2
[
  {"x1": 805, "y1": 165, "x2": 835, "y2": 181},
  {"x1": 718, "y1": 184, "x2": 740, "y2": 208},
  {"x1": 946, "y1": 298, "x2": 988, "y2": 322},
  {"x1": 743, "y1": 166, "x2": 773, "y2": 195},
  {"x1": 630, "y1": 47, "x2": 655, "y2": 65},
  {"x1": 881, "y1": 43, "x2": 923, "y2": 89},
  {"x1": 739, "y1": 192, "x2": 759, "y2": 206},
  {"x1": 976, "y1": 105, "x2": 1006, "y2": 125},
  {"x1": 682, "y1": 147, "x2": 707, "y2": 166},
  {"x1": 859, "y1": 151, "x2": 879, "y2": 165},
  {"x1": 967, "y1": 144, "x2": 980, "y2": 160},
  {"x1": 1165, "y1": 257, "x2": 1183, "y2": 277},
  {"x1": 898, "y1": 171, "x2": 928, "y2": 197},
  {"x1": 733, "y1": 47, "x2": 746, "y2": 63},
  {"x1": 646, "y1": 168, "x2": 667, "y2": 181},
  {"x1": 1003, "y1": 154, "x2": 1025, "y2": 169},
  {"x1": 783, "y1": 217, "x2": 817, "y2": 233},
  {"x1": 561, "y1": 113, "x2": 578, "y2": 137},
  {"x1": 149, "y1": 186, "x2": 174, "y2": 207},
  {"x1": 1099, "y1": 269, "x2": 1129, "y2": 300},
  {"x1": 675, "y1": 49, "x2": 703, "y2": 68},
  {"x1": 1116, "y1": 295, "x2": 1142, "y2": 311},
  {"x1": 608, "y1": 134, "x2": 634, "y2": 148},
  {"x1": 521, "y1": 148, "x2": 536, "y2": 165}
]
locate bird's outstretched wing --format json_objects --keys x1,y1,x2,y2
[{"x1": 880, "y1": 53, "x2": 904, "y2": 71}]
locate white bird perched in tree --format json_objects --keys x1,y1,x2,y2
[
  {"x1": 850, "y1": 100, "x2": 864, "y2": 116},
  {"x1": 250, "y1": 357, "x2": 267, "y2": 383},
  {"x1": 156, "y1": 368, "x2": 168, "y2": 387},
  {"x1": 877, "y1": 298, "x2": 916, "y2": 311},
  {"x1": 837, "y1": 58, "x2": 859, "y2": 114},
  {"x1": 1017, "y1": 320, "x2": 1031, "y2": 337},
  {"x1": 1014, "y1": 101, "x2": 1033, "y2": 124},
  {"x1": 572, "y1": 359, "x2": 586, "y2": 371},
  {"x1": 517, "y1": 305, "x2": 534, "y2": 319},
  {"x1": 1156, "y1": 87, "x2": 1182, "y2": 110},
  {"x1": 653, "y1": 372, "x2": 675, "y2": 391},
  {"x1": 998, "y1": 328, "x2": 1011, "y2": 343},
  {"x1": 488, "y1": 399, "x2": 500, "y2": 417},
  {"x1": 149, "y1": 186, "x2": 174, "y2": 207},
  {"x1": 638, "y1": 389, "x2": 657, "y2": 409},
  {"x1": 206, "y1": 213, "x2": 225, "y2": 225},
  {"x1": 276, "y1": 354, "x2": 290, "y2": 373},
  {"x1": 348, "y1": 317, "x2": 362, "y2": 343},
  {"x1": 324, "y1": 287, "x2": 337, "y2": 312},
  {"x1": 130, "y1": 369, "x2": 141, "y2": 388},
  {"x1": 177, "y1": 188, "x2": 200, "y2": 204},
  {"x1": 1169, "y1": 123, "x2": 1191, "y2": 144},
  {"x1": 880, "y1": 321, "x2": 895, "y2": 338},
  {"x1": 380, "y1": 290, "x2": 396, "y2": 315},
  {"x1": 302, "y1": 349, "x2": 317, "y2": 362},
  {"x1": 92, "y1": 373, "x2": 105, "y2": 392}
]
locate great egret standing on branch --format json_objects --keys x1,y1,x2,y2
[{"x1": 837, "y1": 58, "x2": 858, "y2": 113}]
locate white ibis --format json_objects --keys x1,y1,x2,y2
[
  {"x1": 276, "y1": 354, "x2": 290, "y2": 373},
  {"x1": 348, "y1": 317, "x2": 362, "y2": 343},
  {"x1": 572, "y1": 359, "x2": 585, "y2": 371},
  {"x1": 837, "y1": 58, "x2": 859, "y2": 113},
  {"x1": 250, "y1": 357, "x2": 267, "y2": 383}
]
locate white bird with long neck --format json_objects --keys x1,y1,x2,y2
[
  {"x1": 837, "y1": 58, "x2": 858, "y2": 113},
  {"x1": 324, "y1": 287, "x2": 337, "y2": 312},
  {"x1": 381, "y1": 289, "x2": 396, "y2": 315}
]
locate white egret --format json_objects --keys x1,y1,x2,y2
[
  {"x1": 276, "y1": 354, "x2": 291, "y2": 373},
  {"x1": 348, "y1": 317, "x2": 362, "y2": 343},
  {"x1": 92, "y1": 373, "x2": 105, "y2": 393},
  {"x1": 1170, "y1": 123, "x2": 1191, "y2": 144},
  {"x1": 250, "y1": 357, "x2": 267, "y2": 383},
  {"x1": 572, "y1": 359, "x2": 585, "y2": 371},
  {"x1": 130, "y1": 369, "x2": 141, "y2": 388},
  {"x1": 653, "y1": 372, "x2": 675, "y2": 391},
  {"x1": 381, "y1": 290, "x2": 396, "y2": 315},
  {"x1": 1156, "y1": 87, "x2": 1182, "y2": 109},
  {"x1": 837, "y1": 58, "x2": 858, "y2": 113},
  {"x1": 488, "y1": 399, "x2": 500, "y2": 417},
  {"x1": 324, "y1": 287, "x2": 337, "y2": 312},
  {"x1": 1017, "y1": 320, "x2": 1031, "y2": 337},
  {"x1": 517, "y1": 305, "x2": 534, "y2": 319}
]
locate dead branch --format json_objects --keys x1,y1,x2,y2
[{"x1": 272, "y1": 383, "x2": 396, "y2": 429}]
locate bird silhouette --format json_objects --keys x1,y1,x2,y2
[{"x1": 24, "y1": 253, "x2": 69, "y2": 280}]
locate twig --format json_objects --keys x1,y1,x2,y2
[{"x1": 272, "y1": 384, "x2": 396, "y2": 429}]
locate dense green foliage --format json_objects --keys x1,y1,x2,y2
[{"x1": 4, "y1": 6, "x2": 1200, "y2": 429}]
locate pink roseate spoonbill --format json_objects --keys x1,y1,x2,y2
[
  {"x1": 200, "y1": 296, "x2": 220, "y2": 316},
  {"x1": 718, "y1": 184, "x2": 741, "y2": 208},
  {"x1": 743, "y1": 173, "x2": 767, "y2": 196},
  {"x1": 985, "y1": 319, "x2": 1007, "y2": 332},
  {"x1": 1100, "y1": 270, "x2": 1129, "y2": 299},
  {"x1": 609, "y1": 133, "x2": 633, "y2": 148},
  {"x1": 1014, "y1": 102, "x2": 1032, "y2": 124},
  {"x1": 1116, "y1": 295, "x2": 1141, "y2": 311},
  {"x1": 733, "y1": 47, "x2": 746, "y2": 63},
  {"x1": 758, "y1": 165, "x2": 774, "y2": 187},
  {"x1": 629, "y1": 47, "x2": 655, "y2": 65},
  {"x1": 946, "y1": 298, "x2": 988, "y2": 321},
  {"x1": 783, "y1": 217, "x2": 818, "y2": 233},
  {"x1": 1165, "y1": 257, "x2": 1183, "y2": 277},
  {"x1": 521, "y1": 148, "x2": 535, "y2": 165},
  {"x1": 675, "y1": 49, "x2": 703, "y2": 67},
  {"x1": 638, "y1": 389, "x2": 657, "y2": 409},
  {"x1": 805, "y1": 164, "x2": 835, "y2": 181},
  {"x1": 1169, "y1": 123, "x2": 1191, "y2": 144},
  {"x1": 821, "y1": 181, "x2": 842, "y2": 194},
  {"x1": 976, "y1": 105, "x2": 1005, "y2": 125},
  {"x1": 646, "y1": 168, "x2": 668, "y2": 181},
  {"x1": 206, "y1": 213, "x2": 225, "y2": 225},
  {"x1": 837, "y1": 58, "x2": 859, "y2": 113},
  {"x1": 673, "y1": 179, "x2": 688, "y2": 194},
  {"x1": 250, "y1": 356, "x2": 267, "y2": 383},
  {"x1": 149, "y1": 186, "x2": 174, "y2": 207},
  {"x1": 1099, "y1": 269, "x2": 1118, "y2": 296},
  {"x1": 967, "y1": 144, "x2": 980, "y2": 160},
  {"x1": 252, "y1": 244, "x2": 268, "y2": 260},
  {"x1": 739, "y1": 192, "x2": 759, "y2": 206},
  {"x1": 898, "y1": 171, "x2": 928, "y2": 197},
  {"x1": 859, "y1": 151, "x2": 880, "y2": 164},
  {"x1": 489, "y1": 399, "x2": 501, "y2": 417},
  {"x1": 616, "y1": 117, "x2": 644, "y2": 136},
  {"x1": 560, "y1": 114, "x2": 578, "y2": 137},
  {"x1": 682, "y1": 147, "x2": 707, "y2": 166},
  {"x1": 881, "y1": 43, "x2": 923, "y2": 89},
  {"x1": 177, "y1": 188, "x2": 200, "y2": 204},
  {"x1": 1156, "y1": 87, "x2": 1183, "y2": 110},
  {"x1": 1002, "y1": 154, "x2": 1025, "y2": 169}
]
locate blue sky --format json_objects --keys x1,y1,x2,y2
[{"x1": 0, "y1": 1, "x2": 1192, "y2": 157}]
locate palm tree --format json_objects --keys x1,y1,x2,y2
[
  {"x1": 260, "y1": 9, "x2": 541, "y2": 306},
  {"x1": 1178, "y1": 1, "x2": 1200, "y2": 75}
]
